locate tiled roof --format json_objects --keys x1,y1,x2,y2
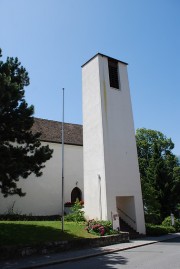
[{"x1": 31, "y1": 118, "x2": 83, "y2": 146}]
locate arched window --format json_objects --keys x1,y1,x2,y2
[{"x1": 71, "y1": 187, "x2": 82, "y2": 203}]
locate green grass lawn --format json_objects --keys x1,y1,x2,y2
[{"x1": 0, "y1": 221, "x2": 97, "y2": 246}]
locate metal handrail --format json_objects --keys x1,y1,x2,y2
[{"x1": 117, "y1": 207, "x2": 136, "y2": 224}]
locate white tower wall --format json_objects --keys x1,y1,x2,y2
[
  {"x1": 82, "y1": 56, "x2": 108, "y2": 220},
  {"x1": 82, "y1": 53, "x2": 145, "y2": 234}
]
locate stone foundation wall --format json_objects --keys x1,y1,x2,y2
[{"x1": 0, "y1": 233, "x2": 129, "y2": 260}]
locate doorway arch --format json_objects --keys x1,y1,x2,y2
[{"x1": 71, "y1": 187, "x2": 82, "y2": 203}]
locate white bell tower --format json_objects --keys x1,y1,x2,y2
[{"x1": 82, "y1": 53, "x2": 145, "y2": 234}]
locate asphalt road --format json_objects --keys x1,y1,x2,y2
[{"x1": 41, "y1": 237, "x2": 180, "y2": 269}]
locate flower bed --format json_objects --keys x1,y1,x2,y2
[
  {"x1": 64, "y1": 201, "x2": 84, "y2": 207},
  {"x1": 86, "y1": 219, "x2": 119, "y2": 236}
]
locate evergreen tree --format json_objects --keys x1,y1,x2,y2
[
  {"x1": 0, "y1": 49, "x2": 53, "y2": 197},
  {"x1": 136, "y1": 128, "x2": 180, "y2": 219}
]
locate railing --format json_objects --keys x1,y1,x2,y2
[{"x1": 117, "y1": 207, "x2": 136, "y2": 224}]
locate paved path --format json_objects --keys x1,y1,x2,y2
[
  {"x1": 41, "y1": 236, "x2": 180, "y2": 269},
  {"x1": 1, "y1": 233, "x2": 180, "y2": 269}
]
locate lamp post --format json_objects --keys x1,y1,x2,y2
[{"x1": 61, "y1": 88, "x2": 65, "y2": 231}]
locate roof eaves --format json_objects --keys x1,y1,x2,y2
[{"x1": 81, "y1": 53, "x2": 128, "y2": 68}]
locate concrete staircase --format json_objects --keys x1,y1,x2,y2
[{"x1": 119, "y1": 217, "x2": 141, "y2": 239}]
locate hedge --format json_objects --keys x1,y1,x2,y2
[{"x1": 146, "y1": 223, "x2": 176, "y2": 236}]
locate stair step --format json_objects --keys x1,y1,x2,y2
[{"x1": 119, "y1": 217, "x2": 140, "y2": 239}]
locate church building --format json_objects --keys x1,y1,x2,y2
[{"x1": 0, "y1": 53, "x2": 145, "y2": 234}]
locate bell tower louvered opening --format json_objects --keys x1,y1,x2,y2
[{"x1": 108, "y1": 59, "x2": 119, "y2": 89}]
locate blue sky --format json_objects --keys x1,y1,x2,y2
[{"x1": 0, "y1": 0, "x2": 179, "y2": 155}]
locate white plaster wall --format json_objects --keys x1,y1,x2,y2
[
  {"x1": 82, "y1": 56, "x2": 108, "y2": 220},
  {"x1": 0, "y1": 142, "x2": 83, "y2": 215}
]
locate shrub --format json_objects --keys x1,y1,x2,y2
[
  {"x1": 146, "y1": 223, "x2": 176, "y2": 236},
  {"x1": 85, "y1": 219, "x2": 118, "y2": 236},
  {"x1": 64, "y1": 200, "x2": 85, "y2": 222},
  {"x1": 162, "y1": 216, "x2": 180, "y2": 232}
]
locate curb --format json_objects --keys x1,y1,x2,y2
[
  {"x1": 2, "y1": 244, "x2": 155, "y2": 269},
  {"x1": 12, "y1": 234, "x2": 180, "y2": 269}
]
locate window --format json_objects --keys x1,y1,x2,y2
[{"x1": 108, "y1": 59, "x2": 119, "y2": 89}]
